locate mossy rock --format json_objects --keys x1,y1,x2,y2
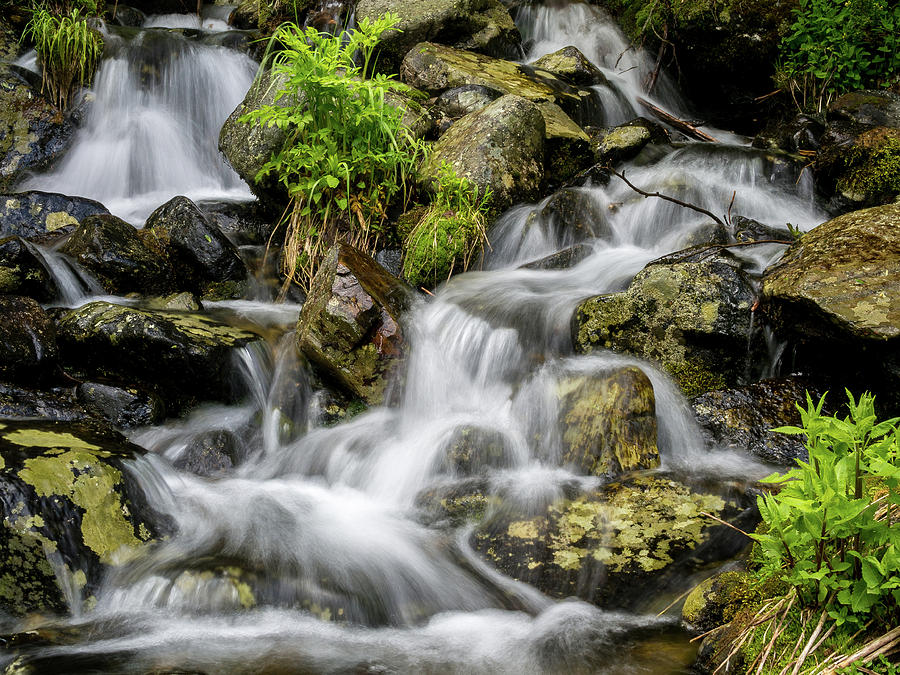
[
  {"x1": 591, "y1": 118, "x2": 669, "y2": 166},
  {"x1": 0, "y1": 191, "x2": 108, "y2": 243},
  {"x1": 402, "y1": 210, "x2": 483, "y2": 288},
  {"x1": 60, "y1": 214, "x2": 175, "y2": 296},
  {"x1": 0, "y1": 420, "x2": 159, "y2": 616},
  {"x1": 0, "y1": 236, "x2": 57, "y2": 302},
  {"x1": 297, "y1": 244, "x2": 415, "y2": 405},
  {"x1": 532, "y1": 46, "x2": 608, "y2": 88},
  {"x1": 557, "y1": 367, "x2": 659, "y2": 479},
  {"x1": 473, "y1": 475, "x2": 748, "y2": 607},
  {"x1": 682, "y1": 570, "x2": 760, "y2": 633},
  {"x1": 414, "y1": 477, "x2": 492, "y2": 527},
  {"x1": 421, "y1": 94, "x2": 546, "y2": 213},
  {"x1": 56, "y1": 301, "x2": 262, "y2": 411},
  {"x1": 574, "y1": 246, "x2": 756, "y2": 397}
]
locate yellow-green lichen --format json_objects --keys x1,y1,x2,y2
[{"x1": 3, "y1": 429, "x2": 101, "y2": 451}]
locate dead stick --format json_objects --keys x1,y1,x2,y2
[
  {"x1": 637, "y1": 97, "x2": 718, "y2": 143},
  {"x1": 791, "y1": 605, "x2": 828, "y2": 675},
  {"x1": 607, "y1": 167, "x2": 726, "y2": 227},
  {"x1": 699, "y1": 511, "x2": 752, "y2": 538}
]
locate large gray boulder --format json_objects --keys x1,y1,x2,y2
[
  {"x1": 421, "y1": 94, "x2": 546, "y2": 213},
  {"x1": 357, "y1": 0, "x2": 521, "y2": 73},
  {"x1": 574, "y1": 246, "x2": 756, "y2": 398}
]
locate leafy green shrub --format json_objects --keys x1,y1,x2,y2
[
  {"x1": 239, "y1": 13, "x2": 425, "y2": 288},
  {"x1": 24, "y1": 6, "x2": 103, "y2": 109},
  {"x1": 754, "y1": 391, "x2": 900, "y2": 628},
  {"x1": 777, "y1": 0, "x2": 900, "y2": 112},
  {"x1": 402, "y1": 162, "x2": 490, "y2": 288}
]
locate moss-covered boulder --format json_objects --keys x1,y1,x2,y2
[
  {"x1": 357, "y1": 0, "x2": 521, "y2": 73},
  {"x1": 0, "y1": 420, "x2": 159, "y2": 616},
  {"x1": 0, "y1": 296, "x2": 58, "y2": 385},
  {"x1": 557, "y1": 367, "x2": 659, "y2": 479},
  {"x1": 574, "y1": 246, "x2": 756, "y2": 397},
  {"x1": 0, "y1": 191, "x2": 109, "y2": 242},
  {"x1": 297, "y1": 244, "x2": 415, "y2": 405},
  {"x1": 591, "y1": 117, "x2": 669, "y2": 166},
  {"x1": 421, "y1": 94, "x2": 546, "y2": 213},
  {"x1": 0, "y1": 236, "x2": 57, "y2": 301},
  {"x1": 0, "y1": 65, "x2": 76, "y2": 191},
  {"x1": 532, "y1": 46, "x2": 608, "y2": 88},
  {"x1": 434, "y1": 84, "x2": 503, "y2": 119},
  {"x1": 473, "y1": 475, "x2": 750, "y2": 607},
  {"x1": 682, "y1": 570, "x2": 760, "y2": 633},
  {"x1": 59, "y1": 214, "x2": 175, "y2": 296},
  {"x1": 691, "y1": 377, "x2": 829, "y2": 465},
  {"x1": 56, "y1": 301, "x2": 262, "y2": 411},
  {"x1": 142, "y1": 195, "x2": 246, "y2": 295}
]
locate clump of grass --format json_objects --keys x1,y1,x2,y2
[
  {"x1": 402, "y1": 162, "x2": 491, "y2": 289},
  {"x1": 24, "y1": 7, "x2": 103, "y2": 109}
]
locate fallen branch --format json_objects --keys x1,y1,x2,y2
[
  {"x1": 637, "y1": 97, "x2": 718, "y2": 143},
  {"x1": 607, "y1": 167, "x2": 726, "y2": 227}
]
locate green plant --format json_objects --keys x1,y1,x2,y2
[
  {"x1": 754, "y1": 391, "x2": 900, "y2": 628},
  {"x1": 24, "y1": 6, "x2": 103, "y2": 109},
  {"x1": 239, "y1": 13, "x2": 425, "y2": 288},
  {"x1": 777, "y1": 0, "x2": 900, "y2": 112},
  {"x1": 402, "y1": 162, "x2": 491, "y2": 288}
]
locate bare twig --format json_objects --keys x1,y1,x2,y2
[
  {"x1": 637, "y1": 97, "x2": 718, "y2": 143},
  {"x1": 608, "y1": 167, "x2": 726, "y2": 227}
]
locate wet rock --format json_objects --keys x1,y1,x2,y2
[
  {"x1": 0, "y1": 236, "x2": 57, "y2": 301},
  {"x1": 59, "y1": 214, "x2": 174, "y2": 296},
  {"x1": 0, "y1": 18, "x2": 22, "y2": 61},
  {"x1": 441, "y1": 426, "x2": 510, "y2": 475},
  {"x1": 297, "y1": 244, "x2": 414, "y2": 405},
  {"x1": 400, "y1": 42, "x2": 590, "y2": 120},
  {"x1": 0, "y1": 420, "x2": 159, "y2": 616},
  {"x1": 752, "y1": 113, "x2": 825, "y2": 155},
  {"x1": 0, "y1": 297, "x2": 58, "y2": 385},
  {"x1": 75, "y1": 382, "x2": 165, "y2": 429},
  {"x1": 56, "y1": 301, "x2": 262, "y2": 411},
  {"x1": 574, "y1": 246, "x2": 756, "y2": 398},
  {"x1": 141, "y1": 292, "x2": 201, "y2": 312},
  {"x1": 0, "y1": 191, "x2": 109, "y2": 242},
  {"x1": 682, "y1": 570, "x2": 758, "y2": 633},
  {"x1": 143, "y1": 196, "x2": 246, "y2": 294},
  {"x1": 591, "y1": 118, "x2": 669, "y2": 166},
  {"x1": 532, "y1": 46, "x2": 607, "y2": 88},
  {"x1": 473, "y1": 475, "x2": 751, "y2": 607},
  {"x1": 173, "y1": 429, "x2": 241, "y2": 477},
  {"x1": 537, "y1": 100, "x2": 594, "y2": 188},
  {"x1": 731, "y1": 215, "x2": 793, "y2": 244},
  {"x1": 197, "y1": 200, "x2": 275, "y2": 247},
  {"x1": 691, "y1": 378, "x2": 829, "y2": 465},
  {"x1": 434, "y1": 84, "x2": 503, "y2": 119},
  {"x1": 557, "y1": 367, "x2": 659, "y2": 480},
  {"x1": 421, "y1": 94, "x2": 545, "y2": 213},
  {"x1": 0, "y1": 65, "x2": 76, "y2": 190},
  {"x1": 357, "y1": 0, "x2": 522, "y2": 73},
  {"x1": 414, "y1": 477, "x2": 490, "y2": 527},
  {"x1": 814, "y1": 91, "x2": 900, "y2": 210},
  {"x1": 535, "y1": 188, "x2": 611, "y2": 242},
  {"x1": 229, "y1": 0, "x2": 315, "y2": 32},
  {"x1": 109, "y1": 5, "x2": 146, "y2": 27},
  {"x1": 520, "y1": 243, "x2": 594, "y2": 271},
  {"x1": 0, "y1": 382, "x2": 97, "y2": 424}
]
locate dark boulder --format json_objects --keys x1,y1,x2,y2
[
  {"x1": 143, "y1": 196, "x2": 246, "y2": 294},
  {"x1": 520, "y1": 243, "x2": 594, "y2": 270},
  {"x1": 59, "y1": 214, "x2": 174, "y2": 295},
  {"x1": 0, "y1": 382, "x2": 97, "y2": 423},
  {"x1": 173, "y1": 429, "x2": 241, "y2": 477},
  {"x1": 75, "y1": 382, "x2": 165, "y2": 429},
  {"x1": 0, "y1": 236, "x2": 57, "y2": 301},
  {"x1": 0, "y1": 296, "x2": 58, "y2": 385},
  {"x1": 297, "y1": 244, "x2": 415, "y2": 405},
  {"x1": 0, "y1": 191, "x2": 109, "y2": 242}
]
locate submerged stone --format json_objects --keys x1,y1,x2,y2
[{"x1": 0, "y1": 420, "x2": 158, "y2": 616}]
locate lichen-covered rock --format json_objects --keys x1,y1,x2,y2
[
  {"x1": 414, "y1": 477, "x2": 491, "y2": 528},
  {"x1": 0, "y1": 296, "x2": 58, "y2": 385},
  {"x1": 59, "y1": 214, "x2": 174, "y2": 296},
  {"x1": 173, "y1": 429, "x2": 241, "y2": 477},
  {"x1": 56, "y1": 301, "x2": 262, "y2": 410},
  {"x1": 762, "y1": 203, "x2": 900, "y2": 344},
  {"x1": 0, "y1": 191, "x2": 109, "y2": 242},
  {"x1": 0, "y1": 65, "x2": 76, "y2": 191},
  {"x1": 357, "y1": 0, "x2": 521, "y2": 73},
  {"x1": 297, "y1": 244, "x2": 414, "y2": 405},
  {"x1": 591, "y1": 118, "x2": 669, "y2": 166},
  {"x1": 473, "y1": 476, "x2": 749, "y2": 607},
  {"x1": 400, "y1": 42, "x2": 591, "y2": 120},
  {"x1": 75, "y1": 382, "x2": 165, "y2": 429},
  {"x1": 143, "y1": 195, "x2": 246, "y2": 294},
  {"x1": 532, "y1": 46, "x2": 608, "y2": 88},
  {"x1": 0, "y1": 420, "x2": 158, "y2": 616},
  {"x1": 682, "y1": 570, "x2": 759, "y2": 633},
  {"x1": 557, "y1": 367, "x2": 659, "y2": 479},
  {"x1": 814, "y1": 91, "x2": 900, "y2": 210},
  {"x1": 434, "y1": 84, "x2": 503, "y2": 119},
  {"x1": 421, "y1": 94, "x2": 546, "y2": 213},
  {"x1": 0, "y1": 236, "x2": 57, "y2": 301},
  {"x1": 574, "y1": 246, "x2": 756, "y2": 397},
  {"x1": 536, "y1": 100, "x2": 594, "y2": 187},
  {"x1": 691, "y1": 377, "x2": 829, "y2": 465}
]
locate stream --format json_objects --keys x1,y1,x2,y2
[{"x1": 3, "y1": 1, "x2": 830, "y2": 672}]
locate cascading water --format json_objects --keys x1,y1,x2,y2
[
  {"x1": 21, "y1": 18, "x2": 257, "y2": 224},
  {"x1": 3, "y1": 2, "x2": 833, "y2": 673}
]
